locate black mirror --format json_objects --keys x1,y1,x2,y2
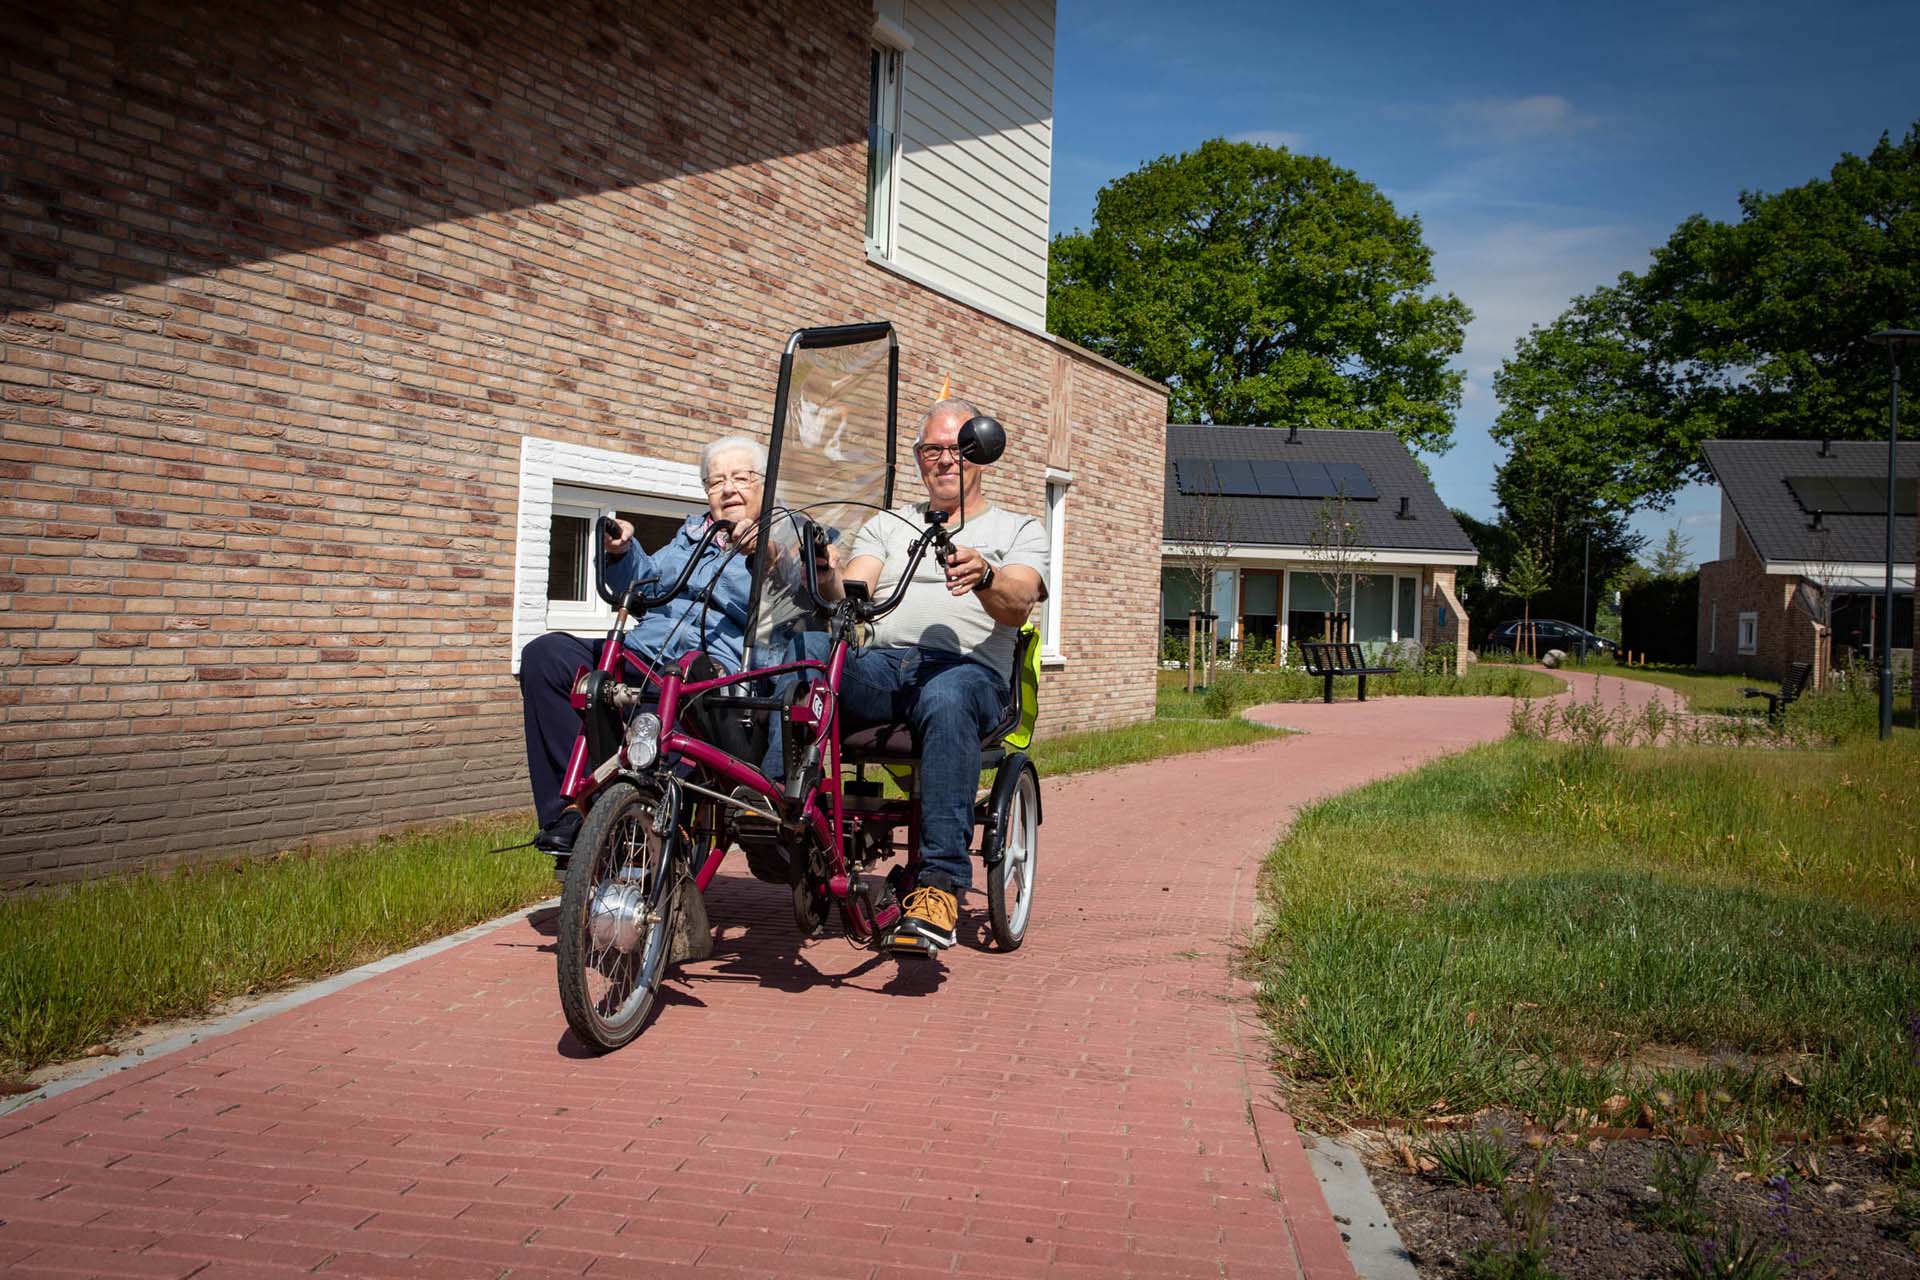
[{"x1": 957, "y1": 415, "x2": 1005, "y2": 465}]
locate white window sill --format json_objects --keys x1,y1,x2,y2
[{"x1": 1041, "y1": 654, "x2": 1067, "y2": 670}]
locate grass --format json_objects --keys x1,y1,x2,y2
[
  {"x1": 0, "y1": 816, "x2": 551, "y2": 1080},
  {"x1": 1, "y1": 705, "x2": 1285, "y2": 1082},
  {"x1": 1248, "y1": 734, "x2": 1920, "y2": 1141},
  {"x1": 1157, "y1": 664, "x2": 1564, "y2": 719},
  {"x1": 1541, "y1": 656, "x2": 1765, "y2": 715}
]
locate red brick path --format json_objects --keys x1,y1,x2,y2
[{"x1": 0, "y1": 690, "x2": 1579, "y2": 1278}]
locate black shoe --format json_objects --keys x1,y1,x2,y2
[{"x1": 534, "y1": 809, "x2": 582, "y2": 854}]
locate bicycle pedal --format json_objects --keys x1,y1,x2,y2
[{"x1": 887, "y1": 930, "x2": 938, "y2": 958}]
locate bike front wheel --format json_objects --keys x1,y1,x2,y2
[
  {"x1": 555, "y1": 779, "x2": 680, "y2": 1051},
  {"x1": 986, "y1": 763, "x2": 1038, "y2": 950}
]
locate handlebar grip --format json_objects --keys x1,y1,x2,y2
[{"x1": 597, "y1": 515, "x2": 622, "y2": 543}]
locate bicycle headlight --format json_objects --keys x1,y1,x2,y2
[{"x1": 624, "y1": 712, "x2": 661, "y2": 768}]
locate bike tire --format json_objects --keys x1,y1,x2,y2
[
  {"x1": 555, "y1": 779, "x2": 681, "y2": 1052},
  {"x1": 986, "y1": 764, "x2": 1038, "y2": 951}
]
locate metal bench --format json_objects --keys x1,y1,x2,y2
[
  {"x1": 1742, "y1": 661, "x2": 1812, "y2": 722},
  {"x1": 1297, "y1": 640, "x2": 1398, "y2": 704}
]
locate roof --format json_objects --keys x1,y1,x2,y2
[
  {"x1": 1161, "y1": 424, "x2": 1477, "y2": 556},
  {"x1": 1700, "y1": 438, "x2": 1920, "y2": 566}
]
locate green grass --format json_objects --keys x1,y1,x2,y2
[
  {"x1": 1028, "y1": 713, "x2": 1280, "y2": 775},
  {"x1": 1157, "y1": 664, "x2": 1564, "y2": 719},
  {"x1": 0, "y1": 816, "x2": 552, "y2": 1079},
  {"x1": 1538, "y1": 656, "x2": 1775, "y2": 715},
  {"x1": 2, "y1": 707, "x2": 1286, "y2": 1081},
  {"x1": 1249, "y1": 735, "x2": 1920, "y2": 1140}
]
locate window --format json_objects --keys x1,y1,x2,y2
[
  {"x1": 865, "y1": 44, "x2": 902, "y2": 258},
  {"x1": 1737, "y1": 611, "x2": 1758, "y2": 656},
  {"x1": 1040, "y1": 476, "x2": 1068, "y2": 659},
  {"x1": 545, "y1": 485, "x2": 700, "y2": 634},
  {"x1": 512, "y1": 436, "x2": 707, "y2": 672}
]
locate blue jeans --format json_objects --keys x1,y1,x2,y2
[{"x1": 839, "y1": 646, "x2": 1007, "y2": 894}]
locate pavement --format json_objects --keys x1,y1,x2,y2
[{"x1": 0, "y1": 671, "x2": 1654, "y2": 1279}]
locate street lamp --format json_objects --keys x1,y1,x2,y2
[{"x1": 1864, "y1": 328, "x2": 1919, "y2": 740}]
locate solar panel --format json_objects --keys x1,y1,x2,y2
[
  {"x1": 1786, "y1": 476, "x2": 1917, "y2": 517},
  {"x1": 1290, "y1": 462, "x2": 1334, "y2": 498},
  {"x1": 1174, "y1": 457, "x2": 1217, "y2": 494},
  {"x1": 1249, "y1": 459, "x2": 1298, "y2": 497},
  {"x1": 1211, "y1": 458, "x2": 1259, "y2": 496},
  {"x1": 1325, "y1": 463, "x2": 1379, "y2": 500}
]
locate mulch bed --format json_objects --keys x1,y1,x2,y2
[{"x1": 1353, "y1": 1118, "x2": 1920, "y2": 1278}]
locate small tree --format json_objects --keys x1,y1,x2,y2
[
  {"x1": 1306, "y1": 491, "x2": 1372, "y2": 644},
  {"x1": 1504, "y1": 546, "x2": 1550, "y2": 659},
  {"x1": 1167, "y1": 485, "x2": 1236, "y2": 689},
  {"x1": 1650, "y1": 528, "x2": 1692, "y2": 579},
  {"x1": 1793, "y1": 527, "x2": 1841, "y2": 689}
]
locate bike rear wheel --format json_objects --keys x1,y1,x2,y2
[
  {"x1": 556, "y1": 780, "x2": 680, "y2": 1051},
  {"x1": 986, "y1": 765, "x2": 1038, "y2": 950}
]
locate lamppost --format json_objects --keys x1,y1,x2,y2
[
  {"x1": 1580, "y1": 528, "x2": 1591, "y2": 661},
  {"x1": 1864, "y1": 328, "x2": 1919, "y2": 740}
]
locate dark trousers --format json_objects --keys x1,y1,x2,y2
[
  {"x1": 839, "y1": 647, "x2": 1007, "y2": 895},
  {"x1": 518, "y1": 632, "x2": 602, "y2": 829}
]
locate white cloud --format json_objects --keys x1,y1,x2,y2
[
  {"x1": 1229, "y1": 129, "x2": 1308, "y2": 151},
  {"x1": 1450, "y1": 94, "x2": 1598, "y2": 144}
]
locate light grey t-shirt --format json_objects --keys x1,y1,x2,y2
[{"x1": 850, "y1": 501, "x2": 1050, "y2": 676}]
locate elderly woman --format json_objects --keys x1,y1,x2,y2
[{"x1": 518, "y1": 436, "x2": 766, "y2": 860}]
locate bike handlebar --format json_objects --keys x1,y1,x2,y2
[
  {"x1": 796, "y1": 509, "x2": 951, "y2": 624},
  {"x1": 593, "y1": 516, "x2": 732, "y2": 613}
]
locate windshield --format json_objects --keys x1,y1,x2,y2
[{"x1": 741, "y1": 324, "x2": 897, "y2": 670}]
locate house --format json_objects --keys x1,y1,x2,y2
[
  {"x1": 1160, "y1": 425, "x2": 1477, "y2": 673},
  {"x1": 0, "y1": 0, "x2": 1169, "y2": 887},
  {"x1": 1696, "y1": 439, "x2": 1917, "y2": 682}
]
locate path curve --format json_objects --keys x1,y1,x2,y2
[{"x1": 0, "y1": 691, "x2": 1551, "y2": 1280}]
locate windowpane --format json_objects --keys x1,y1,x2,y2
[
  {"x1": 1397, "y1": 577, "x2": 1417, "y2": 641},
  {"x1": 547, "y1": 514, "x2": 588, "y2": 602},
  {"x1": 618, "y1": 510, "x2": 683, "y2": 556},
  {"x1": 865, "y1": 47, "x2": 899, "y2": 256}
]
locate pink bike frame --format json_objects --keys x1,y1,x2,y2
[{"x1": 557, "y1": 628, "x2": 911, "y2": 940}]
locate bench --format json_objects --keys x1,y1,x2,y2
[
  {"x1": 1742, "y1": 661, "x2": 1812, "y2": 722},
  {"x1": 1297, "y1": 641, "x2": 1398, "y2": 704}
]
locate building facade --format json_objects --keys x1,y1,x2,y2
[
  {"x1": 1695, "y1": 440, "x2": 1916, "y2": 683},
  {"x1": 0, "y1": 0, "x2": 1168, "y2": 887},
  {"x1": 1160, "y1": 426, "x2": 1476, "y2": 674}
]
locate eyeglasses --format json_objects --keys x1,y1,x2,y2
[
  {"x1": 913, "y1": 443, "x2": 963, "y2": 462},
  {"x1": 702, "y1": 470, "x2": 763, "y2": 492}
]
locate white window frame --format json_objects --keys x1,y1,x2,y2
[
  {"x1": 1041, "y1": 471, "x2": 1070, "y2": 662},
  {"x1": 545, "y1": 485, "x2": 701, "y2": 635},
  {"x1": 865, "y1": 38, "x2": 904, "y2": 260},
  {"x1": 1737, "y1": 611, "x2": 1758, "y2": 656},
  {"x1": 511, "y1": 436, "x2": 705, "y2": 672}
]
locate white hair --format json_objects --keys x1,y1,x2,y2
[
  {"x1": 915, "y1": 397, "x2": 980, "y2": 446},
  {"x1": 700, "y1": 435, "x2": 767, "y2": 480}
]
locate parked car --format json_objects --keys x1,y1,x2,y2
[{"x1": 1486, "y1": 619, "x2": 1616, "y2": 657}]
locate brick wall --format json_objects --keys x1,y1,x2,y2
[
  {"x1": 0, "y1": 0, "x2": 1167, "y2": 886},
  {"x1": 1695, "y1": 523, "x2": 1804, "y2": 680}
]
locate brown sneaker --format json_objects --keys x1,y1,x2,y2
[{"x1": 888, "y1": 885, "x2": 958, "y2": 954}]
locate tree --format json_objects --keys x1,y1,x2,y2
[
  {"x1": 1304, "y1": 491, "x2": 1372, "y2": 643},
  {"x1": 1049, "y1": 139, "x2": 1471, "y2": 454},
  {"x1": 1503, "y1": 547, "x2": 1550, "y2": 660},
  {"x1": 1165, "y1": 487, "x2": 1237, "y2": 688},
  {"x1": 1493, "y1": 123, "x2": 1920, "y2": 512},
  {"x1": 1649, "y1": 529, "x2": 1692, "y2": 580}
]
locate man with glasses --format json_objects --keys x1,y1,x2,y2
[
  {"x1": 831, "y1": 399, "x2": 1049, "y2": 955},
  {"x1": 517, "y1": 436, "x2": 766, "y2": 865}
]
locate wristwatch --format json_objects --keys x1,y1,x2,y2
[{"x1": 973, "y1": 561, "x2": 996, "y2": 594}]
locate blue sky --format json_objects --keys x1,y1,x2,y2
[{"x1": 1049, "y1": 0, "x2": 1919, "y2": 566}]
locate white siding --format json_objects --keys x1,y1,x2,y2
[{"x1": 874, "y1": 0, "x2": 1053, "y2": 329}]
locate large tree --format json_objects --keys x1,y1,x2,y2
[
  {"x1": 1049, "y1": 139, "x2": 1470, "y2": 453},
  {"x1": 1494, "y1": 123, "x2": 1920, "y2": 511}
]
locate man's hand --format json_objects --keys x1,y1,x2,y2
[
  {"x1": 602, "y1": 517, "x2": 634, "y2": 558},
  {"x1": 942, "y1": 542, "x2": 992, "y2": 596}
]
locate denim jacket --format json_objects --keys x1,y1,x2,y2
[{"x1": 604, "y1": 514, "x2": 752, "y2": 673}]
